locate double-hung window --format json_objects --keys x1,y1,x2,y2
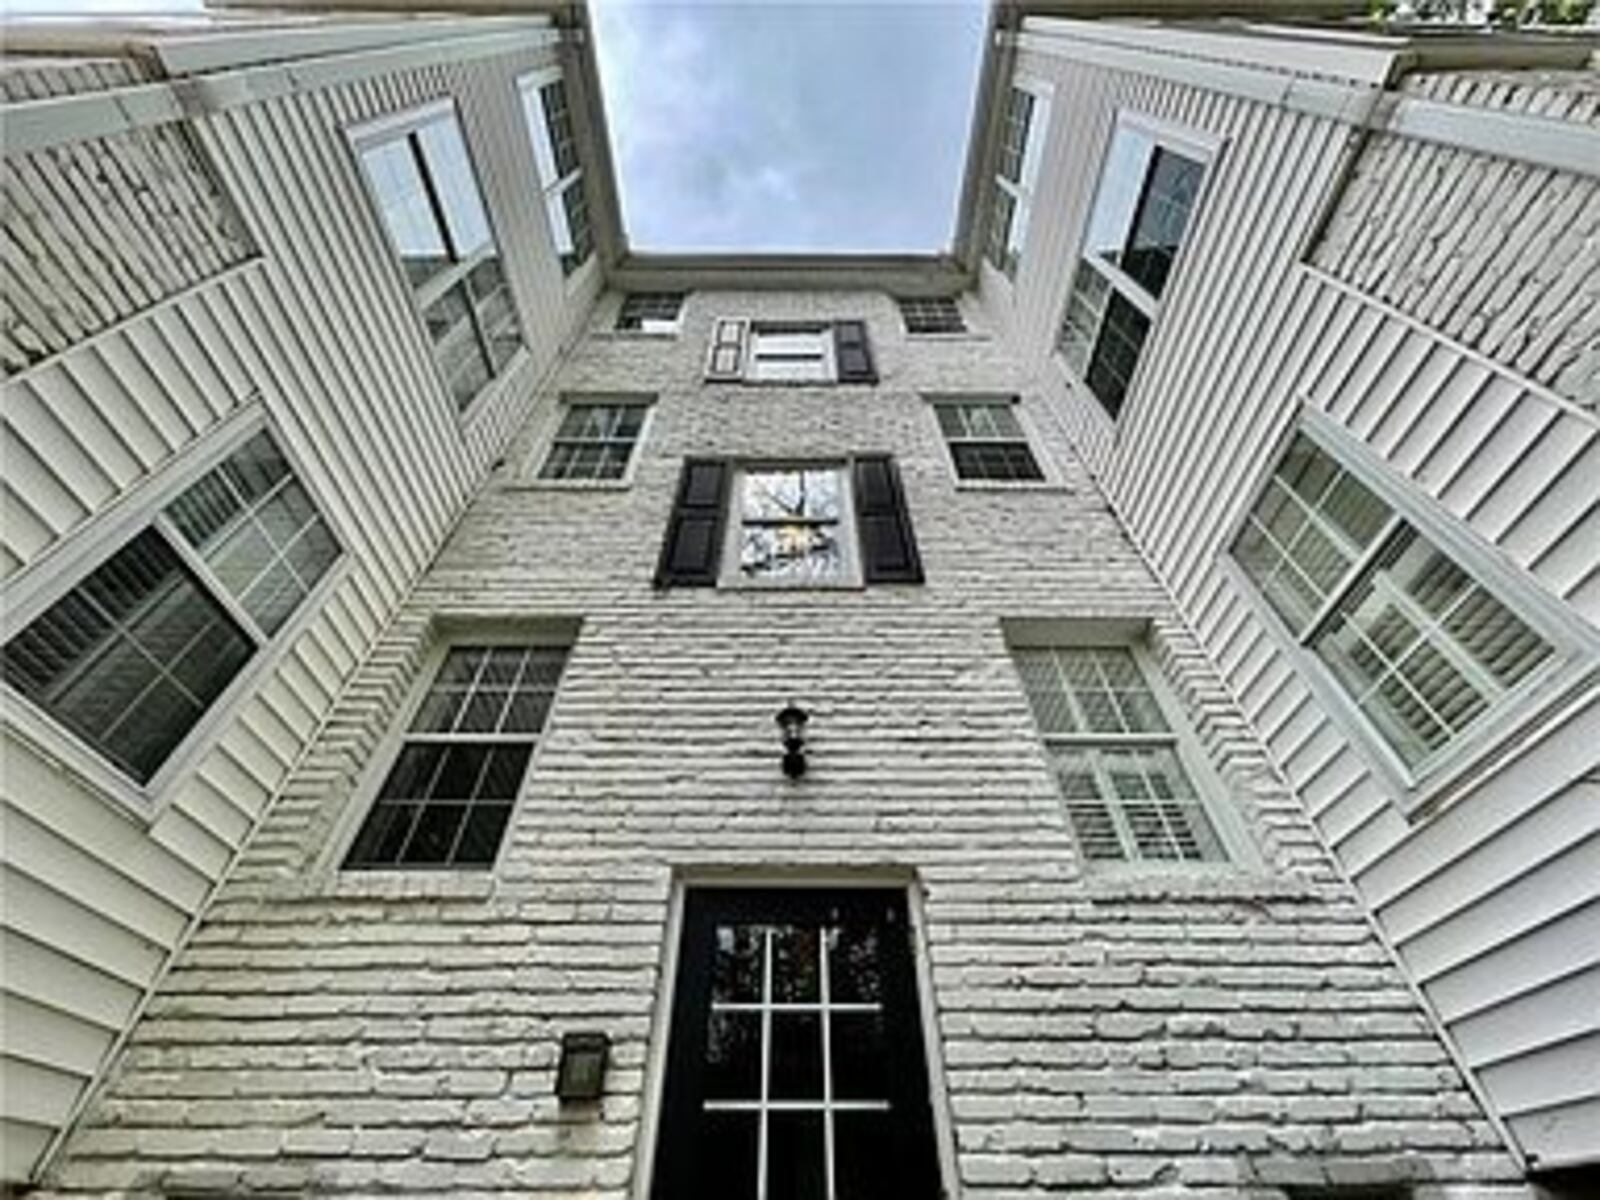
[
  {"x1": 985, "y1": 79, "x2": 1051, "y2": 279},
  {"x1": 931, "y1": 398, "x2": 1044, "y2": 483},
  {"x1": 343, "y1": 643, "x2": 568, "y2": 869},
  {"x1": 355, "y1": 104, "x2": 521, "y2": 411},
  {"x1": 520, "y1": 70, "x2": 594, "y2": 277},
  {"x1": 1058, "y1": 118, "x2": 1208, "y2": 420},
  {"x1": 897, "y1": 296, "x2": 965, "y2": 335},
  {"x1": 1232, "y1": 425, "x2": 1574, "y2": 791},
  {"x1": 1012, "y1": 644, "x2": 1229, "y2": 865},
  {"x1": 536, "y1": 398, "x2": 651, "y2": 482},
  {"x1": 2, "y1": 428, "x2": 341, "y2": 789},
  {"x1": 617, "y1": 291, "x2": 686, "y2": 333}
]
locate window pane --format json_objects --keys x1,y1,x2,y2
[
  {"x1": 1059, "y1": 264, "x2": 1111, "y2": 377},
  {"x1": 416, "y1": 118, "x2": 492, "y2": 259},
  {"x1": 704, "y1": 1011, "x2": 762, "y2": 1099},
  {"x1": 741, "y1": 470, "x2": 840, "y2": 522},
  {"x1": 768, "y1": 1013, "x2": 822, "y2": 1099},
  {"x1": 1084, "y1": 290, "x2": 1150, "y2": 419},
  {"x1": 996, "y1": 86, "x2": 1034, "y2": 183},
  {"x1": 830, "y1": 1012, "x2": 888, "y2": 1099},
  {"x1": 713, "y1": 925, "x2": 765, "y2": 1003},
  {"x1": 359, "y1": 137, "x2": 448, "y2": 288},
  {"x1": 766, "y1": 1113, "x2": 825, "y2": 1200},
  {"x1": 740, "y1": 526, "x2": 842, "y2": 584},
  {"x1": 1121, "y1": 146, "x2": 1205, "y2": 300},
  {"x1": 897, "y1": 295, "x2": 964, "y2": 334},
  {"x1": 986, "y1": 185, "x2": 1016, "y2": 273},
  {"x1": 469, "y1": 256, "x2": 522, "y2": 373},
  {"x1": 540, "y1": 78, "x2": 579, "y2": 178},
  {"x1": 618, "y1": 292, "x2": 686, "y2": 332},
  {"x1": 826, "y1": 925, "x2": 883, "y2": 1004},
  {"x1": 426, "y1": 284, "x2": 491, "y2": 410},
  {"x1": 2, "y1": 528, "x2": 253, "y2": 783},
  {"x1": 560, "y1": 181, "x2": 593, "y2": 274}
]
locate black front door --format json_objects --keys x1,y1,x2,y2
[{"x1": 652, "y1": 888, "x2": 943, "y2": 1200}]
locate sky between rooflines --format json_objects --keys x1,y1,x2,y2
[{"x1": 23, "y1": 0, "x2": 989, "y2": 254}]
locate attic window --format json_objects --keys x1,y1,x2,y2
[
  {"x1": 617, "y1": 291, "x2": 687, "y2": 333},
  {"x1": 897, "y1": 296, "x2": 965, "y2": 335}
]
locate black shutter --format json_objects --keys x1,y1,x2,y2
[
  {"x1": 655, "y1": 459, "x2": 731, "y2": 587},
  {"x1": 833, "y1": 319, "x2": 876, "y2": 384},
  {"x1": 853, "y1": 455, "x2": 923, "y2": 584}
]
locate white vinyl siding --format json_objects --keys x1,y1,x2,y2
[{"x1": 1013, "y1": 646, "x2": 1228, "y2": 865}]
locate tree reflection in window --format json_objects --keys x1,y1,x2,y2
[{"x1": 737, "y1": 468, "x2": 845, "y2": 584}]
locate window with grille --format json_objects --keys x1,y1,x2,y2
[
  {"x1": 986, "y1": 80, "x2": 1051, "y2": 278},
  {"x1": 536, "y1": 399, "x2": 650, "y2": 482},
  {"x1": 2, "y1": 429, "x2": 340, "y2": 787},
  {"x1": 1012, "y1": 646, "x2": 1228, "y2": 865},
  {"x1": 730, "y1": 466, "x2": 855, "y2": 586},
  {"x1": 354, "y1": 106, "x2": 521, "y2": 411},
  {"x1": 617, "y1": 291, "x2": 686, "y2": 333},
  {"x1": 1233, "y1": 431, "x2": 1558, "y2": 778},
  {"x1": 520, "y1": 71, "x2": 594, "y2": 276},
  {"x1": 897, "y1": 296, "x2": 965, "y2": 335},
  {"x1": 1058, "y1": 120, "x2": 1207, "y2": 420},
  {"x1": 932, "y1": 399, "x2": 1044, "y2": 483},
  {"x1": 343, "y1": 644, "x2": 568, "y2": 869}
]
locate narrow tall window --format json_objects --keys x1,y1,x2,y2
[
  {"x1": 932, "y1": 399, "x2": 1043, "y2": 483},
  {"x1": 1013, "y1": 646, "x2": 1228, "y2": 864},
  {"x1": 2, "y1": 429, "x2": 340, "y2": 786},
  {"x1": 617, "y1": 292, "x2": 686, "y2": 333},
  {"x1": 537, "y1": 400, "x2": 650, "y2": 482},
  {"x1": 1233, "y1": 432, "x2": 1557, "y2": 775},
  {"x1": 521, "y1": 71, "x2": 594, "y2": 276},
  {"x1": 1059, "y1": 121, "x2": 1206, "y2": 419},
  {"x1": 985, "y1": 81, "x2": 1051, "y2": 278},
  {"x1": 356, "y1": 107, "x2": 521, "y2": 411},
  {"x1": 896, "y1": 296, "x2": 965, "y2": 335},
  {"x1": 344, "y1": 644, "x2": 568, "y2": 869}
]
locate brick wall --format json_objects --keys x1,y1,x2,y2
[{"x1": 42, "y1": 291, "x2": 1525, "y2": 1198}]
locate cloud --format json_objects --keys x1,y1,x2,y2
[{"x1": 591, "y1": 0, "x2": 987, "y2": 252}]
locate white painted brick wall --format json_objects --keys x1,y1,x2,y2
[{"x1": 42, "y1": 291, "x2": 1526, "y2": 1198}]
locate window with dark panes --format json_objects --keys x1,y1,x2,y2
[
  {"x1": 521, "y1": 71, "x2": 594, "y2": 276},
  {"x1": 1058, "y1": 121, "x2": 1205, "y2": 419},
  {"x1": 651, "y1": 889, "x2": 942, "y2": 1200},
  {"x1": 933, "y1": 399, "x2": 1044, "y2": 482},
  {"x1": 2, "y1": 428, "x2": 340, "y2": 787},
  {"x1": 343, "y1": 645, "x2": 567, "y2": 869},
  {"x1": 1013, "y1": 646, "x2": 1229, "y2": 864},
  {"x1": 355, "y1": 107, "x2": 521, "y2": 411},
  {"x1": 1232, "y1": 432, "x2": 1558, "y2": 776},
  {"x1": 896, "y1": 296, "x2": 964, "y2": 335},
  {"x1": 986, "y1": 81, "x2": 1050, "y2": 278},
  {"x1": 617, "y1": 292, "x2": 687, "y2": 333},
  {"x1": 537, "y1": 400, "x2": 650, "y2": 482}
]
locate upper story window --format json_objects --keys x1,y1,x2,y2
[
  {"x1": 932, "y1": 398, "x2": 1044, "y2": 483},
  {"x1": 985, "y1": 79, "x2": 1051, "y2": 279},
  {"x1": 2, "y1": 428, "x2": 340, "y2": 788},
  {"x1": 1058, "y1": 119, "x2": 1208, "y2": 420},
  {"x1": 354, "y1": 104, "x2": 522, "y2": 412},
  {"x1": 655, "y1": 457, "x2": 922, "y2": 588},
  {"x1": 617, "y1": 291, "x2": 687, "y2": 333},
  {"x1": 1013, "y1": 644, "x2": 1229, "y2": 865},
  {"x1": 897, "y1": 296, "x2": 965, "y2": 335},
  {"x1": 1232, "y1": 427, "x2": 1570, "y2": 786},
  {"x1": 520, "y1": 70, "x2": 594, "y2": 277},
  {"x1": 704, "y1": 319, "x2": 877, "y2": 385},
  {"x1": 344, "y1": 643, "x2": 568, "y2": 869},
  {"x1": 536, "y1": 398, "x2": 651, "y2": 483}
]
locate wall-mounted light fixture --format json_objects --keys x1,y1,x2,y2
[
  {"x1": 556, "y1": 1031, "x2": 610, "y2": 1102},
  {"x1": 776, "y1": 703, "x2": 809, "y2": 779}
]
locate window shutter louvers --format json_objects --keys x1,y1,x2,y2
[
  {"x1": 705, "y1": 318, "x2": 749, "y2": 381},
  {"x1": 853, "y1": 455, "x2": 923, "y2": 584},
  {"x1": 833, "y1": 320, "x2": 877, "y2": 384},
  {"x1": 655, "y1": 459, "x2": 731, "y2": 587}
]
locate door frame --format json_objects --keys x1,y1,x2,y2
[{"x1": 633, "y1": 869, "x2": 961, "y2": 1200}]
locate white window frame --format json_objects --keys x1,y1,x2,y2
[
  {"x1": 1007, "y1": 625, "x2": 1255, "y2": 871},
  {"x1": 745, "y1": 323, "x2": 837, "y2": 384},
  {"x1": 896, "y1": 295, "x2": 968, "y2": 338},
  {"x1": 720, "y1": 461, "x2": 861, "y2": 590},
  {"x1": 347, "y1": 99, "x2": 526, "y2": 419},
  {"x1": 1055, "y1": 111, "x2": 1219, "y2": 423},
  {"x1": 1222, "y1": 406, "x2": 1600, "y2": 816},
  {"x1": 985, "y1": 75, "x2": 1052, "y2": 280},
  {"x1": 923, "y1": 393, "x2": 1060, "y2": 490},
  {"x1": 612, "y1": 291, "x2": 688, "y2": 338},
  {"x1": 0, "y1": 407, "x2": 348, "y2": 821},
  {"x1": 518, "y1": 66, "x2": 595, "y2": 287},
  {"x1": 324, "y1": 624, "x2": 575, "y2": 876},
  {"x1": 522, "y1": 393, "x2": 656, "y2": 490}
]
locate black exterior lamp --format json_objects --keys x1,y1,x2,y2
[
  {"x1": 556, "y1": 1031, "x2": 610, "y2": 1103},
  {"x1": 776, "y1": 703, "x2": 809, "y2": 779}
]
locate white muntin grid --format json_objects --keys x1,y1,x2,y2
[{"x1": 702, "y1": 925, "x2": 888, "y2": 1200}]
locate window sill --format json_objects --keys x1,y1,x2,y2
[
  {"x1": 952, "y1": 479, "x2": 1072, "y2": 494},
  {"x1": 1082, "y1": 868, "x2": 1325, "y2": 904},
  {"x1": 255, "y1": 871, "x2": 500, "y2": 903},
  {"x1": 503, "y1": 477, "x2": 634, "y2": 492},
  {"x1": 718, "y1": 579, "x2": 867, "y2": 593},
  {"x1": 592, "y1": 328, "x2": 679, "y2": 342},
  {"x1": 906, "y1": 332, "x2": 989, "y2": 343}
]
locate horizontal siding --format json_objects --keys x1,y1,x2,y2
[
  {"x1": 0, "y1": 34, "x2": 590, "y2": 1183},
  {"x1": 1005, "y1": 33, "x2": 1600, "y2": 1170},
  {"x1": 1, "y1": 118, "x2": 255, "y2": 377}
]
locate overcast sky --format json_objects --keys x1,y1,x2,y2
[{"x1": 13, "y1": 0, "x2": 988, "y2": 253}]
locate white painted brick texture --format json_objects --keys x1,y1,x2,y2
[{"x1": 42, "y1": 292, "x2": 1524, "y2": 1198}]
